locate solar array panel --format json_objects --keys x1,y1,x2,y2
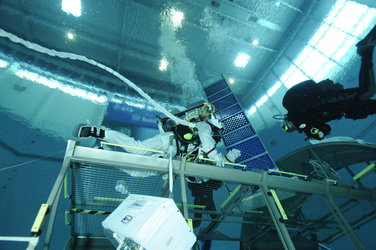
[{"x1": 204, "y1": 78, "x2": 277, "y2": 171}]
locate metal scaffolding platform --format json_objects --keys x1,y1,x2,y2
[
  {"x1": 276, "y1": 140, "x2": 376, "y2": 175},
  {"x1": 22, "y1": 139, "x2": 376, "y2": 249}
]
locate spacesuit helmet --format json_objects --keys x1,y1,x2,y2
[
  {"x1": 185, "y1": 103, "x2": 224, "y2": 143},
  {"x1": 185, "y1": 103, "x2": 213, "y2": 121}
]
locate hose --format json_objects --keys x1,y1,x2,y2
[{"x1": 0, "y1": 28, "x2": 195, "y2": 128}]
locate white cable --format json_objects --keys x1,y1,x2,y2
[
  {"x1": 0, "y1": 150, "x2": 64, "y2": 172},
  {"x1": 0, "y1": 28, "x2": 195, "y2": 128}
]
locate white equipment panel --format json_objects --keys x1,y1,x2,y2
[{"x1": 102, "y1": 194, "x2": 196, "y2": 250}]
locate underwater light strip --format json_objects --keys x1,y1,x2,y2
[
  {"x1": 0, "y1": 28, "x2": 194, "y2": 128},
  {"x1": 0, "y1": 58, "x2": 8, "y2": 68},
  {"x1": 15, "y1": 69, "x2": 107, "y2": 103},
  {"x1": 1, "y1": 51, "x2": 108, "y2": 104},
  {"x1": 1, "y1": 53, "x2": 182, "y2": 110},
  {"x1": 0, "y1": 49, "x2": 182, "y2": 110}
]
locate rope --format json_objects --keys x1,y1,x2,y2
[
  {"x1": 0, "y1": 150, "x2": 64, "y2": 172},
  {"x1": 100, "y1": 141, "x2": 165, "y2": 154}
]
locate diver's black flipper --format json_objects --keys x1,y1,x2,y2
[
  {"x1": 344, "y1": 100, "x2": 376, "y2": 120},
  {"x1": 357, "y1": 25, "x2": 376, "y2": 56}
]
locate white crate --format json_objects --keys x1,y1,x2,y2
[{"x1": 102, "y1": 194, "x2": 196, "y2": 250}]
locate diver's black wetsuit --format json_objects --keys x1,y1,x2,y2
[
  {"x1": 188, "y1": 178, "x2": 222, "y2": 228},
  {"x1": 283, "y1": 79, "x2": 376, "y2": 140},
  {"x1": 282, "y1": 29, "x2": 376, "y2": 140}
]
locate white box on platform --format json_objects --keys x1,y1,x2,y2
[{"x1": 102, "y1": 194, "x2": 196, "y2": 250}]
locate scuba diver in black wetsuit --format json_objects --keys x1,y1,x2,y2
[
  {"x1": 169, "y1": 107, "x2": 240, "y2": 229},
  {"x1": 275, "y1": 25, "x2": 376, "y2": 140},
  {"x1": 158, "y1": 103, "x2": 241, "y2": 229}
]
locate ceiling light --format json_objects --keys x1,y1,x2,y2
[
  {"x1": 248, "y1": 106, "x2": 257, "y2": 115},
  {"x1": 66, "y1": 32, "x2": 75, "y2": 40},
  {"x1": 159, "y1": 58, "x2": 169, "y2": 71},
  {"x1": 62, "y1": 0, "x2": 81, "y2": 17},
  {"x1": 267, "y1": 81, "x2": 282, "y2": 97},
  {"x1": 252, "y1": 39, "x2": 259, "y2": 46},
  {"x1": 255, "y1": 95, "x2": 269, "y2": 107},
  {"x1": 234, "y1": 53, "x2": 250, "y2": 68},
  {"x1": 228, "y1": 78, "x2": 235, "y2": 84},
  {"x1": 169, "y1": 8, "x2": 184, "y2": 29},
  {"x1": 0, "y1": 59, "x2": 9, "y2": 68}
]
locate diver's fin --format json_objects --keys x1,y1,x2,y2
[{"x1": 356, "y1": 25, "x2": 376, "y2": 56}]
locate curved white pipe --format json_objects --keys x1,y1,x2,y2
[{"x1": 0, "y1": 28, "x2": 195, "y2": 128}]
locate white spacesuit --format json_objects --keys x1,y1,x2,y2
[
  {"x1": 74, "y1": 121, "x2": 240, "y2": 167},
  {"x1": 74, "y1": 114, "x2": 241, "y2": 221}
]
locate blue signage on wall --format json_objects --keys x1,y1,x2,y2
[{"x1": 104, "y1": 102, "x2": 161, "y2": 128}]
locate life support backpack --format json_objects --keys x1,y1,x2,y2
[
  {"x1": 173, "y1": 124, "x2": 199, "y2": 144},
  {"x1": 173, "y1": 124, "x2": 200, "y2": 156}
]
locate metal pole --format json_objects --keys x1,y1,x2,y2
[
  {"x1": 31, "y1": 140, "x2": 76, "y2": 238},
  {"x1": 179, "y1": 158, "x2": 189, "y2": 220},
  {"x1": 43, "y1": 184, "x2": 63, "y2": 250},
  {"x1": 46, "y1": 140, "x2": 76, "y2": 205},
  {"x1": 0, "y1": 237, "x2": 39, "y2": 250},
  {"x1": 204, "y1": 185, "x2": 250, "y2": 234},
  {"x1": 70, "y1": 146, "x2": 376, "y2": 201},
  {"x1": 323, "y1": 194, "x2": 365, "y2": 250},
  {"x1": 260, "y1": 184, "x2": 296, "y2": 250}
]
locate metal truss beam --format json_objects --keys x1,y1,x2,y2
[
  {"x1": 322, "y1": 209, "x2": 376, "y2": 244},
  {"x1": 69, "y1": 141, "x2": 376, "y2": 202},
  {"x1": 198, "y1": 185, "x2": 250, "y2": 239},
  {"x1": 323, "y1": 195, "x2": 365, "y2": 250},
  {"x1": 260, "y1": 185, "x2": 295, "y2": 250}
]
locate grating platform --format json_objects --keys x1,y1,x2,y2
[
  {"x1": 68, "y1": 148, "x2": 254, "y2": 241},
  {"x1": 71, "y1": 164, "x2": 167, "y2": 237}
]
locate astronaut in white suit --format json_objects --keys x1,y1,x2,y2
[{"x1": 74, "y1": 120, "x2": 240, "y2": 167}]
